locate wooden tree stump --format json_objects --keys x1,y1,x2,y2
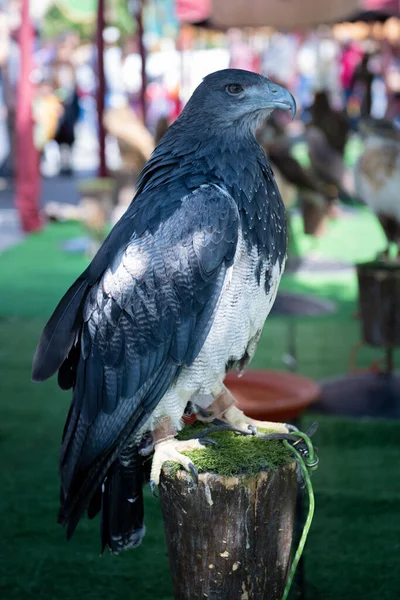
[{"x1": 159, "y1": 461, "x2": 298, "y2": 600}]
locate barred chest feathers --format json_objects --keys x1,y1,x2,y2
[
  {"x1": 205, "y1": 227, "x2": 285, "y2": 374},
  {"x1": 144, "y1": 227, "x2": 285, "y2": 433}
]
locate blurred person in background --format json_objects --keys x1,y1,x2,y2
[
  {"x1": 146, "y1": 79, "x2": 178, "y2": 137},
  {"x1": 103, "y1": 26, "x2": 126, "y2": 109},
  {"x1": 122, "y1": 36, "x2": 144, "y2": 116},
  {"x1": 52, "y1": 38, "x2": 80, "y2": 176},
  {"x1": 340, "y1": 41, "x2": 363, "y2": 108},
  {"x1": 33, "y1": 79, "x2": 63, "y2": 157},
  {"x1": 1, "y1": 30, "x2": 19, "y2": 177},
  {"x1": 0, "y1": 8, "x2": 9, "y2": 176},
  {"x1": 53, "y1": 80, "x2": 80, "y2": 176},
  {"x1": 295, "y1": 37, "x2": 319, "y2": 111},
  {"x1": 350, "y1": 53, "x2": 374, "y2": 119},
  {"x1": 229, "y1": 28, "x2": 261, "y2": 72},
  {"x1": 385, "y1": 47, "x2": 400, "y2": 124},
  {"x1": 75, "y1": 59, "x2": 96, "y2": 127}
]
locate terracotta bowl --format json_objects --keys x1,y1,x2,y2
[{"x1": 224, "y1": 369, "x2": 321, "y2": 422}]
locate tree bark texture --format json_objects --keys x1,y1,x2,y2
[
  {"x1": 357, "y1": 263, "x2": 400, "y2": 347},
  {"x1": 159, "y1": 463, "x2": 298, "y2": 600}
]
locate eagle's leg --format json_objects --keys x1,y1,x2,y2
[
  {"x1": 197, "y1": 389, "x2": 289, "y2": 434},
  {"x1": 223, "y1": 404, "x2": 289, "y2": 433},
  {"x1": 150, "y1": 417, "x2": 206, "y2": 488}
]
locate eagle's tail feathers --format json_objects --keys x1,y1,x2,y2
[
  {"x1": 100, "y1": 446, "x2": 146, "y2": 554},
  {"x1": 58, "y1": 440, "x2": 146, "y2": 555}
]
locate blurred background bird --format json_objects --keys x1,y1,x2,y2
[
  {"x1": 257, "y1": 115, "x2": 321, "y2": 208},
  {"x1": 305, "y1": 90, "x2": 354, "y2": 212},
  {"x1": 258, "y1": 113, "x2": 330, "y2": 237},
  {"x1": 355, "y1": 118, "x2": 400, "y2": 259}
]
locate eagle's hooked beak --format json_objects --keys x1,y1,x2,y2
[{"x1": 266, "y1": 83, "x2": 297, "y2": 120}]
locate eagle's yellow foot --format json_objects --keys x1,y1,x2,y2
[
  {"x1": 150, "y1": 437, "x2": 206, "y2": 491},
  {"x1": 198, "y1": 391, "x2": 294, "y2": 435},
  {"x1": 223, "y1": 405, "x2": 290, "y2": 434}
]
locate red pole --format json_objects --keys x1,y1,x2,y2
[
  {"x1": 96, "y1": 0, "x2": 107, "y2": 178},
  {"x1": 15, "y1": 0, "x2": 41, "y2": 232}
]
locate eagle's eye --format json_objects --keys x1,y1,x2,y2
[{"x1": 225, "y1": 83, "x2": 244, "y2": 95}]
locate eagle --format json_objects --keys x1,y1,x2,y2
[
  {"x1": 355, "y1": 118, "x2": 400, "y2": 258},
  {"x1": 257, "y1": 115, "x2": 322, "y2": 210},
  {"x1": 258, "y1": 117, "x2": 320, "y2": 190},
  {"x1": 305, "y1": 91, "x2": 353, "y2": 207},
  {"x1": 32, "y1": 69, "x2": 296, "y2": 554}
]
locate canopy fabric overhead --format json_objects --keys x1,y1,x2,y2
[
  {"x1": 176, "y1": 0, "x2": 399, "y2": 29},
  {"x1": 210, "y1": 0, "x2": 361, "y2": 29},
  {"x1": 176, "y1": 0, "x2": 211, "y2": 23}
]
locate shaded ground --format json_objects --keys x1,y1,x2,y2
[
  {"x1": 0, "y1": 209, "x2": 399, "y2": 599},
  {"x1": 0, "y1": 174, "x2": 81, "y2": 211}
]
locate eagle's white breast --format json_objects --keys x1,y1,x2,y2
[{"x1": 146, "y1": 228, "x2": 285, "y2": 431}]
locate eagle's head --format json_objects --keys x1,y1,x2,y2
[{"x1": 181, "y1": 68, "x2": 296, "y2": 134}]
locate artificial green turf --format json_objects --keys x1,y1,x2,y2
[
  {"x1": 0, "y1": 222, "x2": 88, "y2": 319},
  {"x1": 0, "y1": 211, "x2": 399, "y2": 599}
]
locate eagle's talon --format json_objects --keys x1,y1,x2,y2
[
  {"x1": 150, "y1": 480, "x2": 159, "y2": 498},
  {"x1": 198, "y1": 437, "x2": 218, "y2": 447},
  {"x1": 248, "y1": 425, "x2": 258, "y2": 436},
  {"x1": 306, "y1": 422, "x2": 318, "y2": 437},
  {"x1": 188, "y1": 462, "x2": 199, "y2": 484},
  {"x1": 150, "y1": 437, "x2": 205, "y2": 486},
  {"x1": 194, "y1": 405, "x2": 213, "y2": 420},
  {"x1": 285, "y1": 423, "x2": 299, "y2": 432}
]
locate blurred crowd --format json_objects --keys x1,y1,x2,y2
[{"x1": 0, "y1": 10, "x2": 399, "y2": 180}]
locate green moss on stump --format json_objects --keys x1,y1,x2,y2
[{"x1": 167, "y1": 422, "x2": 293, "y2": 479}]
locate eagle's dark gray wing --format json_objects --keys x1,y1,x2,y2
[{"x1": 50, "y1": 184, "x2": 238, "y2": 535}]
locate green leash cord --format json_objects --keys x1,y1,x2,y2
[{"x1": 281, "y1": 432, "x2": 318, "y2": 600}]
